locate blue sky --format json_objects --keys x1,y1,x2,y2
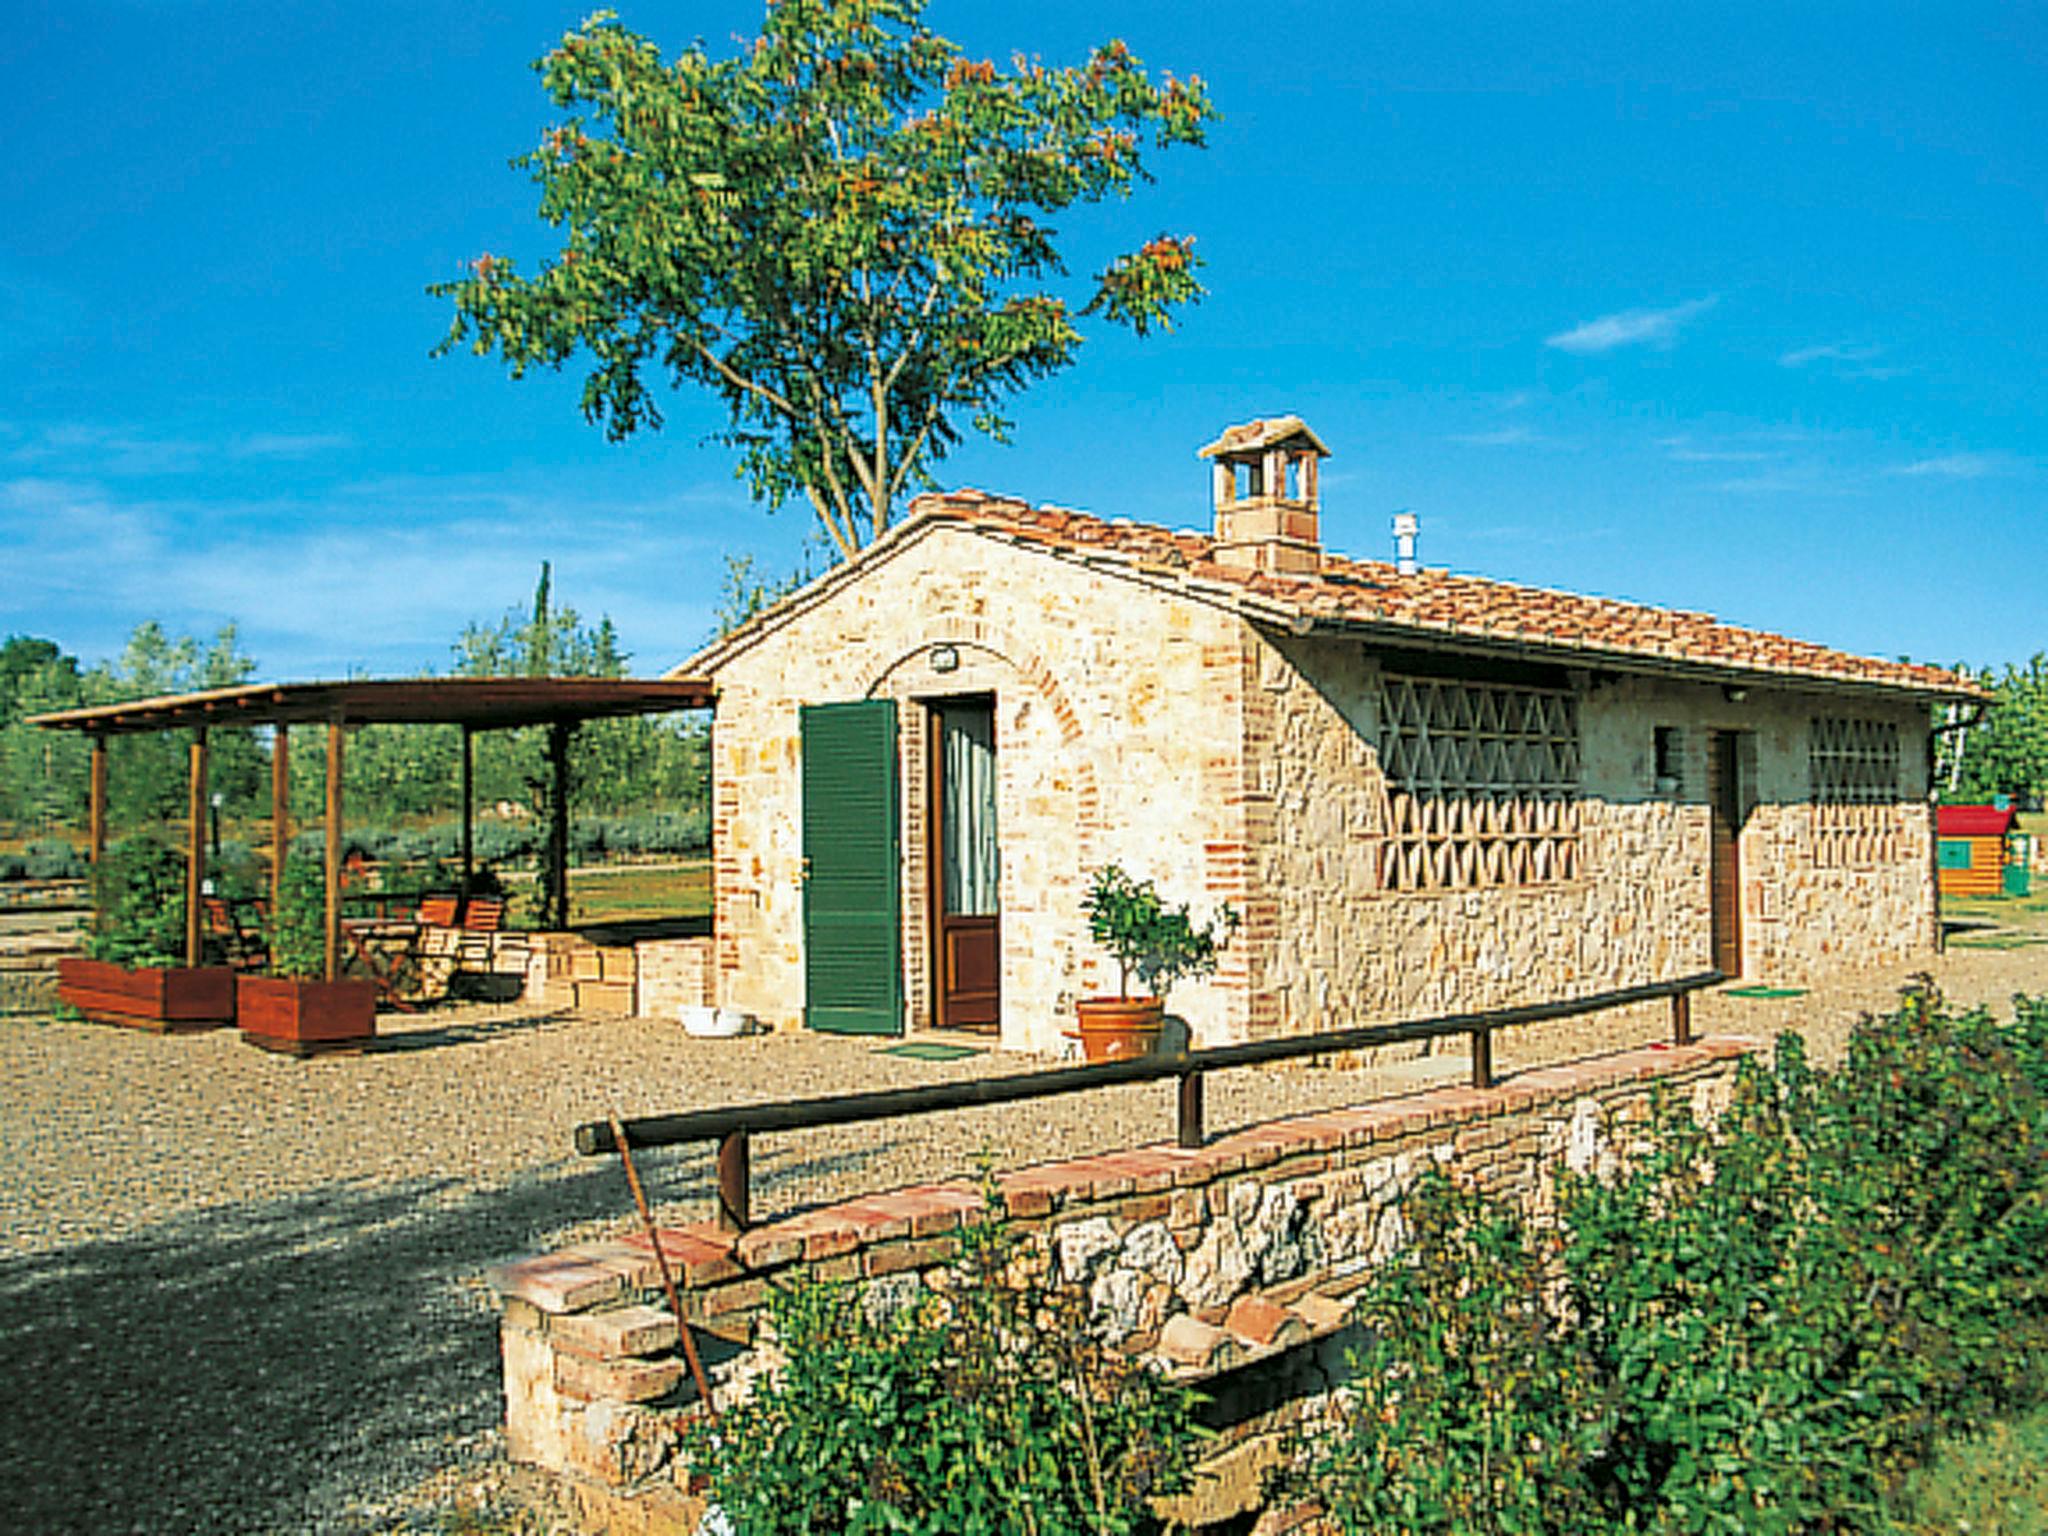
[{"x1": 5, "y1": 1, "x2": 2042, "y2": 680}]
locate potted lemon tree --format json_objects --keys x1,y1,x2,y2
[
  {"x1": 57, "y1": 837, "x2": 235, "y2": 1031},
  {"x1": 237, "y1": 856, "x2": 378, "y2": 1055},
  {"x1": 1072, "y1": 864, "x2": 1239, "y2": 1062}
]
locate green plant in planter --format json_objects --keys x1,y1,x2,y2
[
  {"x1": 1082, "y1": 864, "x2": 1239, "y2": 1000},
  {"x1": 264, "y1": 856, "x2": 329, "y2": 980},
  {"x1": 83, "y1": 837, "x2": 186, "y2": 969}
]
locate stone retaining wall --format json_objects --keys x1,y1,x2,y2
[{"x1": 487, "y1": 1035, "x2": 1757, "y2": 1527}]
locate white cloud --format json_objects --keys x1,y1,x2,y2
[
  {"x1": 1447, "y1": 425, "x2": 1562, "y2": 448},
  {"x1": 1545, "y1": 296, "x2": 1718, "y2": 355},
  {"x1": 6, "y1": 422, "x2": 352, "y2": 475},
  {"x1": 230, "y1": 433, "x2": 352, "y2": 460},
  {"x1": 1778, "y1": 342, "x2": 1908, "y2": 380},
  {"x1": 3, "y1": 470, "x2": 742, "y2": 676},
  {"x1": 1888, "y1": 452, "x2": 2017, "y2": 480},
  {"x1": 1659, "y1": 436, "x2": 1781, "y2": 465}
]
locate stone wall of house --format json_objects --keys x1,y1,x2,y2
[
  {"x1": 485, "y1": 1034, "x2": 1756, "y2": 1528},
  {"x1": 704, "y1": 517, "x2": 1254, "y2": 1053},
  {"x1": 1245, "y1": 641, "x2": 1936, "y2": 1032}
]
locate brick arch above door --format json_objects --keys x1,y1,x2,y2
[{"x1": 861, "y1": 634, "x2": 1109, "y2": 1046}]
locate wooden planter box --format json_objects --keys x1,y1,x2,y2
[
  {"x1": 56, "y1": 957, "x2": 235, "y2": 1032},
  {"x1": 236, "y1": 974, "x2": 378, "y2": 1057}
]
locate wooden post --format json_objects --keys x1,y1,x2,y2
[
  {"x1": 88, "y1": 735, "x2": 107, "y2": 868},
  {"x1": 1470, "y1": 1026, "x2": 1494, "y2": 1091},
  {"x1": 88, "y1": 734, "x2": 107, "y2": 929},
  {"x1": 184, "y1": 730, "x2": 209, "y2": 968},
  {"x1": 325, "y1": 722, "x2": 344, "y2": 983},
  {"x1": 459, "y1": 725, "x2": 475, "y2": 900},
  {"x1": 270, "y1": 726, "x2": 290, "y2": 919},
  {"x1": 1671, "y1": 990, "x2": 1693, "y2": 1048},
  {"x1": 1176, "y1": 1068, "x2": 1205, "y2": 1149},
  {"x1": 716, "y1": 1129, "x2": 751, "y2": 1233},
  {"x1": 547, "y1": 721, "x2": 572, "y2": 930}
]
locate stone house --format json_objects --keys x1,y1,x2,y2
[{"x1": 674, "y1": 417, "x2": 1978, "y2": 1055}]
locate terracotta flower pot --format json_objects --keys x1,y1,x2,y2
[
  {"x1": 236, "y1": 974, "x2": 378, "y2": 1057},
  {"x1": 1069, "y1": 995, "x2": 1166, "y2": 1062},
  {"x1": 56, "y1": 957, "x2": 234, "y2": 1032}
]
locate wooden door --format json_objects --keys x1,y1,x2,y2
[
  {"x1": 931, "y1": 700, "x2": 1000, "y2": 1032},
  {"x1": 1707, "y1": 731, "x2": 1744, "y2": 977},
  {"x1": 801, "y1": 700, "x2": 902, "y2": 1035}
]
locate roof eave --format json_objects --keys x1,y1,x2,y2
[{"x1": 1294, "y1": 613, "x2": 1987, "y2": 704}]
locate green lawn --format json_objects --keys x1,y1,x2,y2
[{"x1": 564, "y1": 860, "x2": 711, "y2": 925}]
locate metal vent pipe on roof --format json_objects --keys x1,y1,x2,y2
[{"x1": 1392, "y1": 511, "x2": 1419, "y2": 576}]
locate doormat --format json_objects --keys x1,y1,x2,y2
[
  {"x1": 1723, "y1": 986, "x2": 1808, "y2": 999},
  {"x1": 875, "y1": 1041, "x2": 987, "y2": 1062}
]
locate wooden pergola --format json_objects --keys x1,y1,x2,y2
[{"x1": 29, "y1": 677, "x2": 714, "y2": 981}]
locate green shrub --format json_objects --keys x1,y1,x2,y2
[
  {"x1": 263, "y1": 856, "x2": 328, "y2": 980},
  {"x1": 1299, "y1": 985, "x2": 2048, "y2": 1536},
  {"x1": 1303, "y1": 1169, "x2": 1604, "y2": 1534},
  {"x1": 23, "y1": 837, "x2": 83, "y2": 880},
  {"x1": 684, "y1": 1180, "x2": 1203, "y2": 1534},
  {"x1": 82, "y1": 837, "x2": 185, "y2": 968}
]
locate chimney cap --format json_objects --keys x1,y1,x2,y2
[{"x1": 1197, "y1": 415, "x2": 1332, "y2": 461}]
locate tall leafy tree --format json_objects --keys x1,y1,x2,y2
[
  {"x1": 434, "y1": 0, "x2": 1216, "y2": 560},
  {"x1": 1941, "y1": 654, "x2": 2048, "y2": 806},
  {"x1": 94, "y1": 623, "x2": 261, "y2": 828}
]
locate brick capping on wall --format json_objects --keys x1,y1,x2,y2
[{"x1": 487, "y1": 1034, "x2": 1760, "y2": 1518}]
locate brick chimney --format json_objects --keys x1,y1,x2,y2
[{"x1": 1198, "y1": 415, "x2": 1331, "y2": 575}]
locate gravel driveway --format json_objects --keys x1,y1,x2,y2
[{"x1": 2, "y1": 929, "x2": 2043, "y2": 1533}]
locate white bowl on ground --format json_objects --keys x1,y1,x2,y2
[{"x1": 681, "y1": 1005, "x2": 749, "y2": 1039}]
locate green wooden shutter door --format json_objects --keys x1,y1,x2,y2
[{"x1": 801, "y1": 700, "x2": 902, "y2": 1035}]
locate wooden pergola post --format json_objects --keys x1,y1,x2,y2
[
  {"x1": 271, "y1": 725, "x2": 290, "y2": 917},
  {"x1": 547, "y1": 720, "x2": 572, "y2": 930},
  {"x1": 324, "y1": 722, "x2": 344, "y2": 983},
  {"x1": 184, "y1": 729, "x2": 209, "y2": 968},
  {"x1": 87, "y1": 734, "x2": 107, "y2": 928},
  {"x1": 88, "y1": 734, "x2": 107, "y2": 868},
  {"x1": 460, "y1": 725, "x2": 475, "y2": 900}
]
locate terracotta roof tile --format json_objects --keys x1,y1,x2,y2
[{"x1": 908, "y1": 492, "x2": 1979, "y2": 698}]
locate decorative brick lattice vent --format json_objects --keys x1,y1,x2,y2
[
  {"x1": 1377, "y1": 675, "x2": 1581, "y2": 890},
  {"x1": 1810, "y1": 717, "x2": 1901, "y2": 868}
]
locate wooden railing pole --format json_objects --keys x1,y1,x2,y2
[
  {"x1": 1471, "y1": 1026, "x2": 1494, "y2": 1091},
  {"x1": 1177, "y1": 1068, "x2": 1205, "y2": 1149},
  {"x1": 716, "y1": 1129, "x2": 751, "y2": 1233},
  {"x1": 1671, "y1": 990, "x2": 1693, "y2": 1047}
]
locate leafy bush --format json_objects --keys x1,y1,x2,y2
[
  {"x1": 684, "y1": 1180, "x2": 1203, "y2": 1534},
  {"x1": 0, "y1": 852, "x2": 26, "y2": 882},
  {"x1": 1300, "y1": 984, "x2": 2048, "y2": 1536},
  {"x1": 23, "y1": 837, "x2": 84, "y2": 880},
  {"x1": 1303, "y1": 1170, "x2": 1603, "y2": 1535},
  {"x1": 1082, "y1": 864, "x2": 1239, "y2": 1001},
  {"x1": 263, "y1": 856, "x2": 328, "y2": 980},
  {"x1": 82, "y1": 837, "x2": 185, "y2": 968}
]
